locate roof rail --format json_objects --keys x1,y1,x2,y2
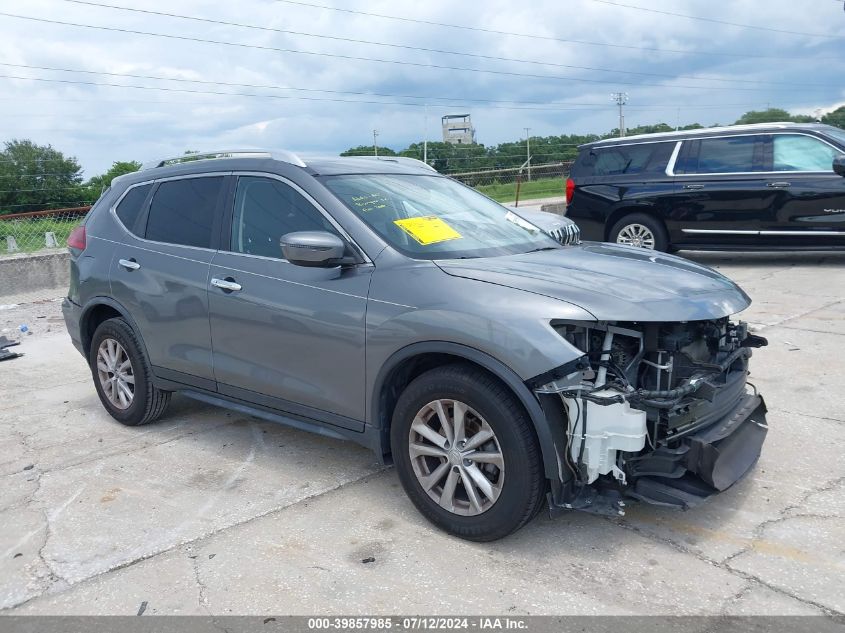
[
  {"x1": 353, "y1": 156, "x2": 437, "y2": 172},
  {"x1": 141, "y1": 149, "x2": 307, "y2": 170}
]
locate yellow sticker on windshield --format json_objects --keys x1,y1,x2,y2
[{"x1": 393, "y1": 216, "x2": 462, "y2": 245}]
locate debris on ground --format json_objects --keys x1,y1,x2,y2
[
  {"x1": 361, "y1": 557, "x2": 376, "y2": 564},
  {"x1": 0, "y1": 335, "x2": 22, "y2": 362},
  {"x1": 137, "y1": 601, "x2": 148, "y2": 616}
]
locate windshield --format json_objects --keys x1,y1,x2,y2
[{"x1": 322, "y1": 174, "x2": 559, "y2": 259}]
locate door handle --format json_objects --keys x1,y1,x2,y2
[
  {"x1": 211, "y1": 277, "x2": 242, "y2": 292},
  {"x1": 767, "y1": 181, "x2": 791, "y2": 188},
  {"x1": 118, "y1": 258, "x2": 140, "y2": 271},
  {"x1": 683, "y1": 184, "x2": 705, "y2": 190}
]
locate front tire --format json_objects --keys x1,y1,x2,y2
[
  {"x1": 89, "y1": 318, "x2": 170, "y2": 426},
  {"x1": 390, "y1": 364, "x2": 546, "y2": 541},
  {"x1": 609, "y1": 213, "x2": 669, "y2": 252}
]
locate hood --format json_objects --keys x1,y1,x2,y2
[{"x1": 436, "y1": 243, "x2": 751, "y2": 322}]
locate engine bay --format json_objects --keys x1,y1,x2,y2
[{"x1": 536, "y1": 317, "x2": 769, "y2": 512}]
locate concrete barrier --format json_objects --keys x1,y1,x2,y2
[{"x1": 0, "y1": 250, "x2": 70, "y2": 299}]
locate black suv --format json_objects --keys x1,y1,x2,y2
[{"x1": 565, "y1": 122, "x2": 845, "y2": 252}]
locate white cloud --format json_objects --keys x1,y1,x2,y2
[{"x1": 0, "y1": 0, "x2": 842, "y2": 175}]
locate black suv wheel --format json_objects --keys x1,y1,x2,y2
[
  {"x1": 390, "y1": 364, "x2": 546, "y2": 541},
  {"x1": 89, "y1": 318, "x2": 171, "y2": 426},
  {"x1": 609, "y1": 213, "x2": 669, "y2": 252}
]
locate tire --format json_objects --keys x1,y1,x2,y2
[
  {"x1": 609, "y1": 212, "x2": 669, "y2": 252},
  {"x1": 88, "y1": 317, "x2": 171, "y2": 426},
  {"x1": 390, "y1": 364, "x2": 546, "y2": 541}
]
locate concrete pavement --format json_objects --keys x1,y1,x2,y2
[{"x1": 1, "y1": 251, "x2": 843, "y2": 615}]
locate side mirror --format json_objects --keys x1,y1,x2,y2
[
  {"x1": 279, "y1": 231, "x2": 350, "y2": 268},
  {"x1": 280, "y1": 231, "x2": 348, "y2": 267},
  {"x1": 834, "y1": 156, "x2": 845, "y2": 177}
]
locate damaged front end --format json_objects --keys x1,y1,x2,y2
[{"x1": 531, "y1": 318, "x2": 769, "y2": 516}]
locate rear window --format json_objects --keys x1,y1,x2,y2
[
  {"x1": 145, "y1": 177, "x2": 224, "y2": 249},
  {"x1": 115, "y1": 183, "x2": 152, "y2": 234},
  {"x1": 574, "y1": 142, "x2": 672, "y2": 177}
]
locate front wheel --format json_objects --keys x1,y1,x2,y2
[
  {"x1": 609, "y1": 213, "x2": 669, "y2": 252},
  {"x1": 390, "y1": 364, "x2": 546, "y2": 541}
]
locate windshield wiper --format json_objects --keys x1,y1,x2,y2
[{"x1": 525, "y1": 246, "x2": 559, "y2": 254}]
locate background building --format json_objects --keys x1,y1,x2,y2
[{"x1": 441, "y1": 114, "x2": 476, "y2": 144}]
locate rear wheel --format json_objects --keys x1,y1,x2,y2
[
  {"x1": 609, "y1": 213, "x2": 669, "y2": 252},
  {"x1": 391, "y1": 364, "x2": 546, "y2": 541},
  {"x1": 89, "y1": 318, "x2": 170, "y2": 426}
]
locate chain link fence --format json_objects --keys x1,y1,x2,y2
[
  {"x1": 0, "y1": 206, "x2": 90, "y2": 256},
  {"x1": 449, "y1": 162, "x2": 573, "y2": 206}
]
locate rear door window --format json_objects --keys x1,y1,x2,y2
[
  {"x1": 115, "y1": 183, "x2": 152, "y2": 234},
  {"x1": 677, "y1": 135, "x2": 762, "y2": 174},
  {"x1": 145, "y1": 177, "x2": 225, "y2": 248},
  {"x1": 772, "y1": 134, "x2": 843, "y2": 172}
]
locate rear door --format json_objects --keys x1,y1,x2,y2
[
  {"x1": 670, "y1": 134, "x2": 771, "y2": 247},
  {"x1": 109, "y1": 174, "x2": 227, "y2": 390},
  {"x1": 759, "y1": 133, "x2": 845, "y2": 246}
]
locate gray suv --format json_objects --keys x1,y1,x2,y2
[{"x1": 62, "y1": 150, "x2": 769, "y2": 541}]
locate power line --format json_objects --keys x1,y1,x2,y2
[
  {"x1": 269, "y1": 0, "x2": 843, "y2": 60},
  {"x1": 0, "y1": 62, "x2": 772, "y2": 110},
  {"x1": 0, "y1": 12, "x2": 831, "y2": 93},
  {"x1": 588, "y1": 0, "x2": 843, "y2": 39},
  {"x1": 52, "y1": 0, "x2": 830, "y2": 88}
]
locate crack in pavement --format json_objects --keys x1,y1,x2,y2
[
  {"x1": 615, "y1": 474, "x2": 845, "y2": 616},
  {"x1": 611, "y1": 519, "x2": 834, "y2": 616},
  {"x1": 721, "y1": 475, "x2": 845, "y2": 569},
  {"x1": 0, "y1": 468, "x2": 388, "y2": 613},
  {"x1": 752, "y1": 299, "x2": 844, "y2": 332},
  {"x1": 769, "y1": 408, "x2": 845, "y2": 426}
]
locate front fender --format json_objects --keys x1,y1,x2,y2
[{"x1": 370, "y1": 340, "x2": 569, "y2": 482}]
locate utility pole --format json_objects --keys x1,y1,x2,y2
[
  {"x1": 524, "y1": 127, "x2": 532, "y2": 181},
  {"x1": 423, "y1": 104, "x2": 428, "y2": 165},
  {"x1": 611, "y1": 92, "x2": 628, "y2": 137},
  {"x1": 373, "y1": 129, "x2": 379, "y2": 157}
]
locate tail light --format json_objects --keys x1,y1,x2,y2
[
  {"x1": 67, "y1": 226, "x2": 87, "y2": 250},
  {"x1": 565, "y1": 178, "x2": 576, "y2": 205}
]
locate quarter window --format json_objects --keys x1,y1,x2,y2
[
  {"x1": 586, "y1": 143, "x2": 672, "y2": 176},
  {"x1": 145, "y1": 177, "x2": 224, "y2": 248},
  {"x1": 230, "y1": 177, "x2": 337, "y2": 259},
  {"x1": 773, "y1": 135, "x2": 842, "y2": 172},
  {"x1": 678, "y1": 136, "x2": 759, "y2": 174},
  {"x1": 115, "y1": 183, "x2": 152, "y2": 234}
]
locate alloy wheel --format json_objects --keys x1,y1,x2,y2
[
  {"x1": 408, "y1": 399, "x2": 505, "y2": 516},
  {"x1": 616, "y1": 223, "x2": 656, "y2": 249},
  {"x1": 96, "y1": 338, "x2": 135, "y2": 410}
]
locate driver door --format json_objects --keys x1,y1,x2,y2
[{"x1": 208, "y1": 175, "x2": 372, "y2": 431}]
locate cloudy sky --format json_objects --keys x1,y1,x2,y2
[{"x1": 0, "y1": 0, "x2": 843, "y2": 177}]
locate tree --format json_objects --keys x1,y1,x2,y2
[
  {"x1": 84, "y1": 160, "x2": 142, "y2": 200},
  {"x1": 822, "y1": 106, "x2": 845, "y2": 130},
  {"x1": 735, "y1": 108, "x2": 794, "y2": 125},
  {"x1": 0, "y1": 140, "x2": 85, "y2": 215},
  {"x1": 340, "y1": 145, "x2": 397, "y2": 157}
]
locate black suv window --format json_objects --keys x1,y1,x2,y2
[
  {"x1": 772, "y1": 134, "x2": 843, "y2": 171},
  {"x1": 115, "y1": 183, "x2": 152, "y2": 234},
  {"x1": 575, "y1": 142, "x2": 672, "y2": 177},
  {"x1": 145, "y1": 177, "x2": 224, "y2": 248},
  {"x1": 230, "y1": 176, "x2": 337, "y2": 259},
  {"x1": 677, "y1": 135, "x2": 761, "y2": 174}
]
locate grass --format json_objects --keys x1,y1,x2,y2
[
  {"x1": 0, "y1": 217, "x2": 80, "y2": 255},
  {"x1": 475, "y1": 177, "x2": 565, "y2": 203}
]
